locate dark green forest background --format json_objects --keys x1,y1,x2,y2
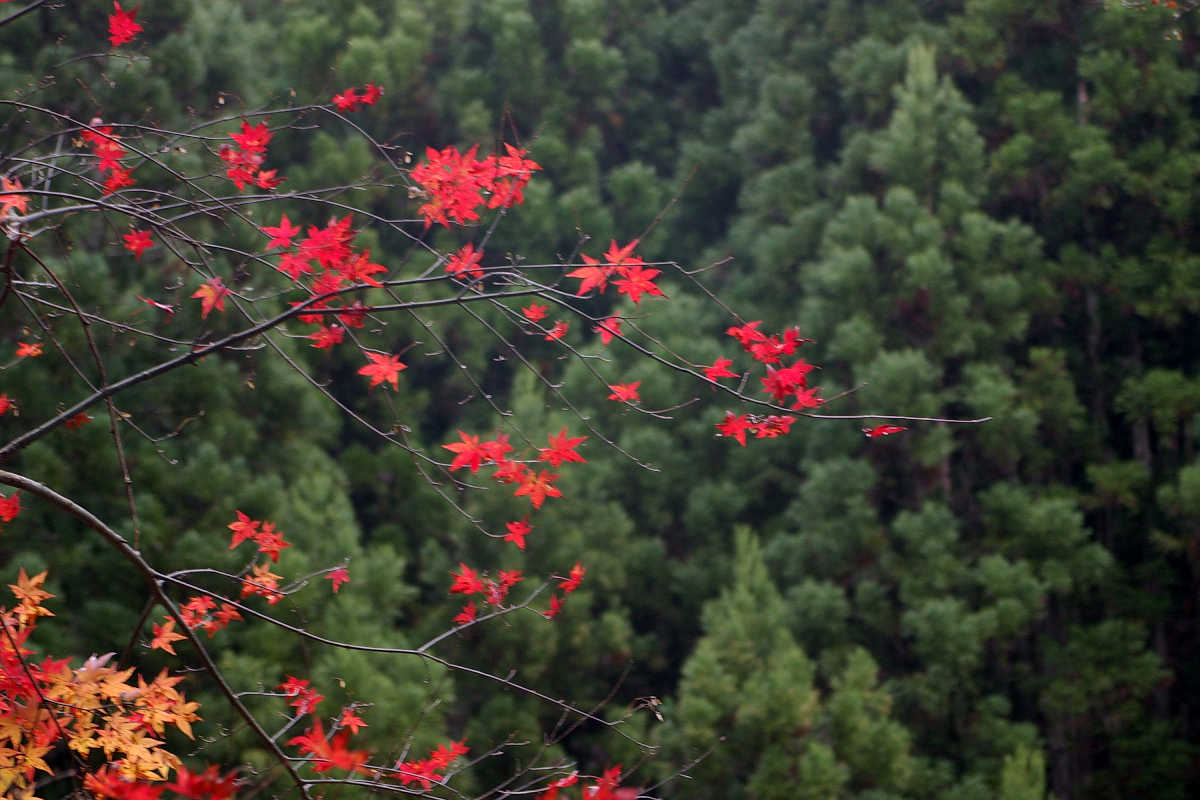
[{"x1": 2, "y1": 0, "x2": 1199, "y2": 798}]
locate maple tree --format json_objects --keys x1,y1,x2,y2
[{"x1": 0, "y1": 4, "x2": 984, "y2": 799}]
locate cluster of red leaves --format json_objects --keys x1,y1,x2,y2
[
  {"x1": 227, "y1": 510, "x2": 291, "y2": 561},
  {"x1": 545, "y1": 561, "x2": 586, "y2": 620},
  {"x1": 0, "y1": 176, "x2": 29, "y2": 216},
  {"x1": 448, "y1": 564, "x2": 525, "y2": 624},
  {"x1": 108, "y1": 1, "x2": 142, "y2": 48},
  {"x1": 81, "y1": 123, "x2": 136, "y2": 195},
  {"x1": 239, "y1": 562, "x2": 283, "y2": 604},
  {"x1": 282, "y1": 685, "x2": 467, "y2": 788},
  {"x1": 535, "y1": 766, "x2": 637, "y2": 800},
  {"x1": 0, "y1": 571, "x2": 220, "y2": 798},
  {"x1": 174, "y1": 597, "x2": 241, "y2": 642},
  {"x1": 411, "y1": 143, "x2": 541, "y2": 227},
  {"x1": 707, "y1": 320, "x2": 828, "y2": 445},
  {"x1": 440, "y1": 427, "x2": 590, "y2": 620},
  {"x1": 395, "y1": 740, "x2": 470, "y2": 789},
  {"x1": 219, "y1": 120, "x2": 283, "y2": 192},
  {"x1": 715, "y1": 412, "x2": 798, "y2": 446},
  {"x1": 443, "y1": 428, "x2": 588, "y2": 510},
  {"x1": 567, "y1": 239, "x2": 665, "y2": 305},
  {"x1": 287, "y1": 718, "x2": 370, "y2": 776},
  {"x1": 279, "y1": 675, "x2": 325, "y2": 715},
  {"x1": 259, "y1": 214, "x2": 392, "y2": 349},
  {"x1": 86, "y1": 764, "x2": 239, "y2": 800},
  {"x1": 16, "y1": 342, "x2": 42, "y2": 358},
  {"x1": 332, "y1": 83, "x2": 383, "y2": 111}
]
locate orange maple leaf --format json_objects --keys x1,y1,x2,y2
[
  {"x1": 1, "y1": 176, "x2": 30, "y2": 216},
  {"x1": 191, "y1": 277, "x2": 231, "y2": 319},
  {"x1": 150, "y1": 618, "x2": 186, "y2": 655}
]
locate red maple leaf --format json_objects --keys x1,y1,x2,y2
[
  {"x1": 326, "y1": 566, "x2": 350, "y2": 593},
  {"x1": 726, "y1": 320, "x2": 766, "y2": 347},
  {"x1": 704, "y1": 357, "x2": 738, "y2": 381},
  {"x1": 864, "y1": 424, "x2": 907, "y2": 438},
  {"x1": 277, "y1": 253, "x2": 313, "y2": 280},
  {"x1": 229, "y1": 120, "x2": 272, "y2": 153},
  {"x1": 227, "y1": 510, "x2": 260, "y2": 548},
  {"x1": 544, "y1": 320, "x2": 569, "y2": 341},
  {"x1": 63, "y1": 412, "x2": 92, "y2": 429},
  {"x1": 504, "y1": 519, "x2": 531, "y2": 550},
  {"x1": 567, "y1": 253, "x2": 614, "y2": 296},
  {"x1": 613, "y1": 263, "x2": 665, "y2": 304},
  {"x1": 544, "y1": 593, "x2": 564, "y2": 619},
  {"x1": 165, "y1": 766, "x2": 239, "y2": 800},
  {"x1": 716, "y1": 412, "x2": 751, "y2": 446},
  {"x1": 309, "y1": 325, "x2": 345, "y2": 349},
  {"x1": 362, "y1": 83, "x2": 384, "y2": 104},
  {"x1": 559, "y1": 562, "x2": 585, "y2": 594},
  {"x1": 214, "y1": 603, "x2": 242, "y2": 628},
  {"x1": 603, "y1": 239, "x2": 641, "y2": 268},
  {"x1": 338, "y1": 708, "x2": 367, "y2": 734},
  {"x1": 791, "y1": 386, "x2": 823, "y2": 410},
  {"x1": 453, "y1": 601, "x2": 477, "y2": 625},
  {"x1": 254, "y1": 522, "x2": 290, "y2": 562},
  {"x1": 358, "y1": 352, "x2": 407, "y2": 390},
  {"x1": 539, "y1": 428, "x2": 587, "y2": 467},
  {"x1": 332, "y1": 88, "x2": 361, "y2": 111},
  {"x1": 753, "y1": 415, "x2": 796, "y2": 438},
  {"x1": 0, "y1": 491, "x2": 21, "y2": 523},
  {"x1": 594, "y1": 317, "x2": 622, "y2": 345},
  {"x1": 449, "y1": 563, "x2": 483, "y2": 595},
  {"x1": 0, "y1": 393, "x2": 15, "y2": 416},
  {"x1": 16, "y1": 342, "x2": 42, "y2": 358},
  {"x1": 279, "y1": 676, "x2": 324, "y2": 714},
  {"x1": 123, "y1": 229, "x2": 153, "y2": 259},
  {"x1": 480, "y1": 432, "x2": 514, "y2": 464},
  {"x1": 760, "y1": 359, "x2": 814, "y2": 404},
  {"x1": 192, "y1": 277, "x2": 231, "y2": 319},
  {"x1": 288, "y1": 720, "x2": 370, "y2": 774},
  {"x1": 102, "y1": 165, "x2": 136, "y2": 194},
  {"x1": 262, "y1": 214, "x2": 301, "y2": 249},
  {"x1": 522, "y1": 303, "x2": 547, "y2": 322},
  {"x1": 493, "y1": 459, "x2": 531, "y2": 485},
  {"x1": 443, "y1": 431, "x2": 491, "y2": 473},
  {"x1": 445, "y1": 243, "x2": 484, "y2": 280},
  {"x1": 514, "y1": 469, "x2": 562, "y2": 509},
  {"x1": 107, "y1": 1, "x2": 143, "y2": 47},
  {"x1": 340, "y1": 249, "x2": 387, "y2": 287},
  {"x1": 254, "y1": 169, "x2": 283, "y2": 190},
  {"x1": 607, "y1": 382, "x2": 640, "y2": 403}
]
